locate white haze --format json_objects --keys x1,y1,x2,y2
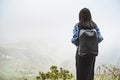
[{"x1": 0, "y1": 0, "x2": 120, "y2": 79}]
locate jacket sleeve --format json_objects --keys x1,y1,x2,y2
[
  {"x1": 96, "y1": 26, "x2": 103, "y2": 43},
  {"x1": 71, "y1": 24, "x2": 79, "y2": 46}
]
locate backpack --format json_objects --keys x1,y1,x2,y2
[{"x1": 78, "y1": 28, "x2": 98, "y2": 57}]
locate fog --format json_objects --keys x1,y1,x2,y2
[{"x1": 0, "y1": 0, "x2": 120, "y2": 79}]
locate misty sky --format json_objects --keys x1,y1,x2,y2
[{"x1": 0, "y1": 0, "x2": 120, "y2": 65}]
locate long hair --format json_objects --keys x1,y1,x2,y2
[{"x1": 78, "y1": 8, "x2": 96, "y2": 29}]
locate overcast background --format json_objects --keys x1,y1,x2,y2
[{"x1": 0, "y1": 0, "x2": 120, "y2": 79}]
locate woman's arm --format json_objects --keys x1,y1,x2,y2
[
  {"x1": 96, "y1": 26, "x2": 103, "y2": 43},
  {"x1": 71, "y1": 24, "x2": 79, "y2": 46}
]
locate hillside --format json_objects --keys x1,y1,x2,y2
[{"x1": 0, "y1": 41, "x2": 75, "y2": 80}]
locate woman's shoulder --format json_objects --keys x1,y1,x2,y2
[
  {"x1": 74, "y1": 23, "x2": 78, "y2": 27},
  {"x1": 74, "y1": 23, "x2": 80, "y2": 30},
  {"x1": 95, "y1": 24, "x2": 100, "y2": 30}
]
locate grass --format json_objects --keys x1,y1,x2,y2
[
  {"x1": 33, "y1": 64, "x2": 120, "y2": 80},
  {"x1": 2, "y1": 63, "x2": 119, "y2": 80}
]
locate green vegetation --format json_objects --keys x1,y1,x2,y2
[
  {"x1": 11, "y1": 64, "x2": 120, "y2": 80},
  {"x1": 35, "y1": 65, "x2": 74, "y2": 80},
  {"x1": 34, "y1": 65, "x2": 120, "y2": 80}
]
